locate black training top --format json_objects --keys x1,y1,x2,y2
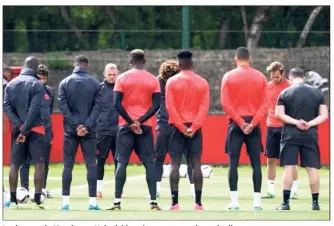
[
  {"x1": 58, "y1": 66, "x2": 101, "y2": 134},
  {"x1": 277, "y1": 83, "x2": 325, "y2": 141}
]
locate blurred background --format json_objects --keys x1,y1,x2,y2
[{"x1": 2, "y1": 6, "x2": 330, "y2": 112}]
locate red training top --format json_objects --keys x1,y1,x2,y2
[
  {"x1": 266, "y1": 78, "x2": 291, "y2": 127},
  {"x1": 221, "y1": 65, "x2": 269, "y2": 127},
  {"x1": 165, "y1": 70, "x2": 210, "y2": 132},
  {"x1": 114, "y1": 69, "x2": 160, "y2": 126}
]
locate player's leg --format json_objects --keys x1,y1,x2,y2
[
  {"x1": 186, "y1": 156, "x2": 195, "y2": 198},
  {"x1": 168, "y1": 125, "x2": 186, "y2": 210},
  {"x1": 44, "y1": 130, "x2": 53, "y2": 198},
  {"x1": 264, "y1": 127, "x2": 281, "y2": 198},
  {"x1": 135, "y1": 125, "x2": 161, "y2": 210},
  {"x1": 28, "y1": 132, "x2": 47, "y2": 207},
  {"x1": 110, "y1": 135, "x2": 118, "y2": 174},
  {"x1": 81, "y1": 134, "x2": 100, "y2": 210},
  {"x1": 290, "y1": 165, "x2": 299, "y2": 199},
  {"x1": 61, "y1": 132, "x2": 79, "y2": 210},
  {"x1": 245, "y1": 126, "x2": 263, "y2": 211},
  {"x1": 187, "y1": 128, "x2": 204, "y2": 210},
  {"x1": 276, "y1": 141, "x2": 299, "y2": 210},
  {"x1": 107, "y1": 126, "x2": 134, "y2": 210},
  {"x1": 19, "y1": 162, "x2": 30, "y2": 190},
  {"x1": 8, "y1": 129, "x2": 28, "y2": 207},
  {"x1": 153, "y1": 126, "x2": 169, "y2": 197},
  {"x1": 300, "y1": 141, "x2": 321, "y2": 210},
  {"x1": 225, "y1": 120, "x2": 244, "y2": 210},
  {"x1": 96, "y1": 135, "x2": 112, "y2": 198}
]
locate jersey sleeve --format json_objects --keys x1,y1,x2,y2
[
  {"x1": 276, "y1": 90, "x2": 286, "y2": 106},
  {"x1": 114, "y1": 76, "x2": 123, "y2": 92},
  {"x1": 154, "y1": 77, "x2": 161, "y2": 93},
  {"x1": 319, "y1": 92, "x2": 326, "y2": 105}
]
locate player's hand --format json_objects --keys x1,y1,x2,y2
[
  {"x1": 244, "y1": 123, "x2": 255, "y2": 135},
  {"x1": 184, "y1": 128, "x2": 193, "y2": 137},
  {"x1": 16, "y1": 134, "x2": 26, "y2": 144},
  {"x1": 129, "y1": 121, "x2": 142, "y2": 135},
  {"x1": 240, "y1": 123, "x2": 249, "y2": 134},
  {"x1": 296, "y1": 119, "x2": 310, "y2": 131},
  {"x1": 77, "y1": 124, "x2": 88, "y2": 136}
]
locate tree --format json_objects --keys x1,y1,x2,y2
[
  {"x1": 246, "y1": 7, "x2": 270, "y2": 52},
  {"x1": 296, "y1": 6, "x2": 323, "y2": 48}
]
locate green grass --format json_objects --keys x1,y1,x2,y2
[{"x1": 3, "y1": 164, "x2": 330, "y2": 220}]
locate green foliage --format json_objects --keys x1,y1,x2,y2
[
  {"x1": 2, "y1": 6, "x2": 330, "y2": 52},
  {"x1": 46, "y1": 54, "x2": 72, "y2": 69}
]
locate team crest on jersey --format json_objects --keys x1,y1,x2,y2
[{"x1": 44, "y1": 94, "x2": 49, "y2": 100}]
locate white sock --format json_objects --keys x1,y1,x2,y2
[
  {"x1": 253, "y1": 192, "x2": 261, "y2": 207},
  {"x1": 89, "y1": 197, "x2": 96, "y2": 206},
  {"x1": 114, "y1": 198, "x2": 121, "y2": 204},
  {"x1": 62, "y1": 196, "x2": 70, "y2": 206},
  {"x1": 150, "y1": 200, "x2": 157, "y2": 203},
  {"x1": 97, "y1": 180, "x2": 103, "y2": 192},
  {"x1": 157, "y1": 182, "x2": 161, "y2": 194},
  {"x1": 230, "y1": 191, "x2": 238, "y2": 207},
  {"x1": 291, "y1": 180, "x2": 299, "y2": 193},
  {"x1": 267, "y1": 180, "x2": 275, "y2": 195}
]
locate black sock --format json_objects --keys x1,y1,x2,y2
[
  {"x1": 283, "y1": 190, "x2": 291, "y2": 205},
  {"x1": 10, "y1": 192, "x2": 17, "y2": 204},
  {"x1": 171, "y1": 191, "x2": 178, "y2": 205},
  {"x1": 34, "y1": 193, "x2": 42, "y2": 205},
  {"x1": 195, "y1": 190, "x2": 202, "y2": 206},
  {"x1": 312, "y1": 193, "x2": 319, "y2": 203}
]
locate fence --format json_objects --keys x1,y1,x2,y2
[{"x1": 3, "y1": 47, "x2": 330, "y2": 113}]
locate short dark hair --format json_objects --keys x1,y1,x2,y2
[
  {"x1": 75, "y1": 55, "x2": 89, "y2": 64},
  {"x1": 3, "y1": 66, "x2": 13, "y2": 74},
  {"x1": 37, "y1": 64, "x2": 50, "y2": 76},
  {"x1": 289, "y1": 67, "x2": 305, "y2": 78},
  {"x1": 235, "y1": 47, "x2": 250, "y2": 60},
  {"x1": 24, "y1": 56, "x2": 39, "y2": 70},
  {"x1": 177, "y1": 50, "x2": 193, "y2": 60},
  {"x1": 130, "y1": 49, "x2": 145, "y2": 61}
]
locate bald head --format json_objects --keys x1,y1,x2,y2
[{"x1": 24, "y1": 56, "x2": 39, "y2": 70}]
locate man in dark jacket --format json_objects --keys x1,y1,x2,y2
[
  {"x1": 3, "y1": 66, "x2": 13, "y2": 98},
  {"x1": 58, "y1": 55, "x2": 102, "y2": 211},
  {"x1": 96, "y1": 63, "x2": 119, "y2": 198},
  {"x1": 3, "y1": 56, "x2": 46, "y2": 209},
  {"x1": 19, "y1": 64, "x2": 54, "y2": 198}
]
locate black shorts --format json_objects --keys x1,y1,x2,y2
[
  {"x1": 265, "y1": 127, "x2": 282, "y2": 159},
  {"x1": 168, "y1": 123, "x2": 202, "y2": 158},
  {"x1": 97, "y1": 135, "x2": 117, "y2": 159},
  {"x1": 11, "y1": 130, "x2": 47, "y2": 166},
  {"x1": 225, "y1": 117, "x2": 263, "y2": 157},
  {"x1": 116, "y1": 125, "x2": 155, "y2": 164},
  {"x1": 154, "y1": 125, "x2": 170, "y2": 162},
  {"x1": 279, "y1": 139, "x2": 321, "y2": 169},
  {"x1": 63, "y1": 132, "x2": 97, "y2": 167}
]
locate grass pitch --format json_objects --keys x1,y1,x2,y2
[{"x1": 2, "y1": 164, "x2": 330, "y2": 220}]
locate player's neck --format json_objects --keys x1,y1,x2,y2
[
  {"x1": 291, "y1": 78, "x2": 304, "y2": 84},
  {"x1": 132, "y1": 65, "x2": 144, "y2": 70},
  {"x1": 237, "y1": 62, "x2": 250, "y2": 67}
]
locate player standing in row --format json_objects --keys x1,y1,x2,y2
[
  {"x1": 154, "y1": 59, "x2": 195, "y2": 198},
  {"x1": 166, "y1": 50, "x2": 210, "y2": 210},
  {"x1": 58, "y1": 55, "x2": 102, "y2": 211},
  {"x1": 263, "y1": 62, "x2": 299, "y2": 200},
  {"x1": 4, "y1": 56, "x2": 46, "y2": 209},
  {"x1": 221, "y1": 47, "x2": 269, "y2": 211},
  {"x1": 275, "y1": 68, "x2": 328, "y2": 211},
  {"x1": 20, "y1": 64, "x2": 55, "y2": 199},
  {"x1": 96, "y1": 63, "x2": 119, "y2": 198},
  {"x1": 108, "y1": 49, "x2": 161, "y2": 211}
]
